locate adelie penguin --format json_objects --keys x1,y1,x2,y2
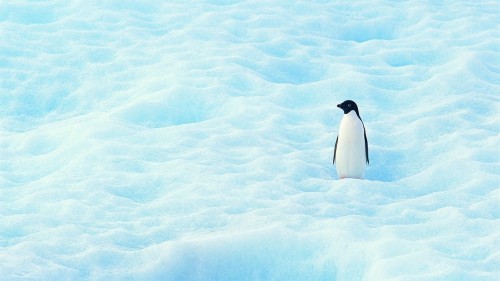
[{"x1": 333, "y1": 100, "x2": 369, "y2": 179}]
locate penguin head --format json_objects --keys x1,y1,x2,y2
[{"x1": 337, "y1": 100, "x2": 359, "y2": 115}]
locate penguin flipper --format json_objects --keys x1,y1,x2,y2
[
  {"x1": 333, "y1": 136, "x2": 338, "y2": 165},
  {"x1": 364, "y1": 131, "x2": 369, "y2": 164}
]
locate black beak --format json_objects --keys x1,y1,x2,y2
[{"x1": 337, "y1": 104, "x2": 341, "y2": 108}]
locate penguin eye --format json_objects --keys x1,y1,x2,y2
[{"x1": 348, "y1": 104, "x2": 351, "y2": 107}]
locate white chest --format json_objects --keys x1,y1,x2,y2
[
  {"x1": 336, "y1": 111, "x2": 366, "y2": 179},
  {"x1": 338, "y1": 111, "x2": 364, "y2": 143}
]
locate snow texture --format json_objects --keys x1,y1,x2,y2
[{"x1": 1, "y1": 0, "x2": 499, "y2": 280}]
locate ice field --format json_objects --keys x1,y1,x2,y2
[{"x1": 1, "y1": 0, "x2": 499, "y2": 280}]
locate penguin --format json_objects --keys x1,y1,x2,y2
[{"x1": 333, "y1": 100, "x2": 369, "y2": 179}]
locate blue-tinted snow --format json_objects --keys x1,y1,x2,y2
[{"x1": 1, "y1": 0, "x2": 499, "y2": 280}]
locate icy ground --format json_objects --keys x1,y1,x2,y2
[{"x1": 1, "y1": 0, "x2": 499, "y2": 280}]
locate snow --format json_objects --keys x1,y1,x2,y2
[{"x1": 1, "y1": 0, "x2": 499, "y2": 280}]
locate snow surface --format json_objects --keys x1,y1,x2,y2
[{"x1": 1, "y1": 0, "x2": 499, "y2": 280}]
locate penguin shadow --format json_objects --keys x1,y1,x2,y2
[{"x1": 365, "y1": 149, "x2": 406, "y2": 182}]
